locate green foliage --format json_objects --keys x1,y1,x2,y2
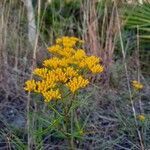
[
  {"x1": 26, "y1": 90, "x2": 91, "y2": 149},
  {"x1": 124, "y1": 3, "x2": 150, "y2": 76},
  {"x1": 40, "y1": 0, "x2": 81, "y2": 41},
  {"x1": 125, "y1": 3, "x2": 150, "y2": 42}
]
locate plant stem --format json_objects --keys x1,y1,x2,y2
[
  {"x1": 63, "y1": 94, "x2": 75, "y2": 149},
  {"x1": 115, "y1": 2, "x2": 144, "y2": 149},
  {"x1": 27, "y1": 92, "x2": 32, "y2": 150},
  {"x1": 70, "y1": 109, "x2": 74, "y2": 150}
]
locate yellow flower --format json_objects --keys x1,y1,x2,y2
[
  {"x1": 24, "y1": 79, "x2": 36, "y2": 92},
  {"x1": 48, "y1": 44, "x2": 61, "y2": 54},
  {"x1": 78, "y1": 60, "x2": 87, "y2": 68},
  {"x1": 33, "y1": 68, "x2": 48, "y2": 79},
  {"x1": 73, "y1": 49, "x2": 86, "y2": 60},
  {"x1": 56, "y1": 36, "x2": 83, "y2": 48},
  {"x1": 42, "y1": 89, "x2": 61, "y2": 102},
  {"x1": 85, "y1": 56, "x2": 100, "y2": 69},
  {"x1": 137, "y1": 114, "x2": 145, "y2": 122},
  {"x1": 43, "y1": 57, "x2": 61, "y2": 69},
  {"x1": 44, "y1": 57, "x2": 72, "y2": 68},
  {"x1": 66, "y1": 76, "x2": 89, "y2": 93},
  {"x1": 24, "y1": 36, "x2": 104, "y2": 103},
  {"x1": 57, "y1": 36, "x2": 76, "y2": 47},
  {"x1": 36, "y1": 80, "x2": 56, "y2": 93},
  {"x1": 90, "y1": 65, "x2": 104, "y2": 74},
  {"x1": 132, "y1": 80, "x2": 143, "y2": 90},
  {"x1": 76, "y1": 55, "x2": 103, "y2": 74},
  {"x1": 45, "y1": 71, "x2": 59, "y2": 82},
  {"x1": 64, "y1": 67, "x2": 79, "y2": 78},
  {"x1": 53, "y1": 68, "x2": 68, "y2": 83},
  {"x1": 60, "y1": 58, "x2": 72, "y2": 67},
  {"x1": 58, "y1": 47, "x2": 75, "y2": 57}
]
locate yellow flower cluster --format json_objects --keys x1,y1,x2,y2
[
  {"x1": 42, "y1": 89, "x2": 61, "y2": 103},
  {"x1": 66, "y1": 76, "x2": 89, "y2": 93},
  {"x1": 24, "y1": 36, "x2": 104, "y2": 102},
  {"x1": 132, "y1": 80, "x2": 143, "y2": 90},
  {"x1": 56, "y1": 36, "x2": 83, "y2": 48},
  {"x1": 24, "y1": 80, "x2": 36, "y2": 92},
  {"x1": 137, "y1": 114, "x2": 145, "y2": 122}
]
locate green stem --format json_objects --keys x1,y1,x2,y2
[
  {"x1": 63, "y1": 94, "x2": 75, "y2": 149},
  {"x1": 48, "y1": 104, "x2": 62, "y2": 117},
  {"x1": 70, "y1": 109, "x2": 75, "y2": 150}
]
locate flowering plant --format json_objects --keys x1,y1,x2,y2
[
  {"x1": 24, "y1": 36, "x2": 104, "y2": 148},
  {"x1": 132, "y1": 80, "x2": 143, "y2": 91}
]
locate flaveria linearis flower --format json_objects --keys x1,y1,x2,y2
[
  {"x1": 132, "y1": 80, "x2": 143, "y2": 91},
  {"x1": 137, "y1": 114, "x2": 145, "y2": 122},
  {"x1": 24, "y1": 36, "x2": 104, "y2": 102}
]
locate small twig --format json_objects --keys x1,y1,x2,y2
[{"x1": 96, "y1": 113, "x2": 118, "y2": 122}]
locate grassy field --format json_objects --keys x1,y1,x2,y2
[{"x1": 0, "y1": 0, "x2": 150, "y2": 149}]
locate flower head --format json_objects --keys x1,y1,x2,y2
[
  {"x1": 56, "y1": 36, "x2": 83, "y2": 48},
  {"x1": 90, "y1": 65, "x2": 104, "y2": 74},
  {"x1": 43, "y1": 57, "x2": 61, "y2": 69},
  {"x1": 33, "y1": 68, "x2": 48, "y2": 79},
  {"x1": 53, "y1": 68, "x2": 68, "y2": 83},
  {"x1": 73, "y1": 49, "x2": 86, "y2": 60},
  {"x1": 36, "y1": 80, "x2": 56, "y2": 93},
  {"x1": 64, "y1": 67, "x2": 79, "y2": 78},
  {"x1": 42, "y1": 89, "x2": 61, "y2": 102},
  {"x1": 137, "y1": 114, "x2": 145, "y2": 122},
  {"x1": 132, "y1": 80, "x2": 143, "y2": 90},
  {"x1": 66, "y1": 76, "x2": 89, "y2": 93},
  {"x1": 48, "y1": 44, "x2": 61, "y2": 54},
  {"x1": 24, "y1": 79, "x2": 36, "y2": 92}
]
